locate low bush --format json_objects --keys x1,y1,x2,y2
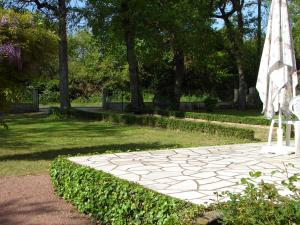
[
  {"x1": 50, "y1": 157, "x2": 204, "y2": 225},
  {"x1": 184, "y1": 112, "x2": 269, "y2": 126},
  {"x1": 218, "y1": 169, "x2": 300, "y2": 225},
  {"x1": 69, "y1": 109, "x2": 255, "y2": 140},
  {"x1": 203, "y1": 96, "x2": 218, "y2": 112},
  {"x1": 154, "y1": 110, "x2": 269, "y2": 126}
]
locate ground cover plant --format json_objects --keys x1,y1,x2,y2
[
  {"x1": 0, "y1": 113, "x2": 250, "y2": 177},
  {"x1": 50, "y1": 157, "x2": 205, "y2": 225},
  {"x1": 218, "y1": 168, "x2": 300, "y2": 225}
]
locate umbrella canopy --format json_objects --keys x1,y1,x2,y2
[{"x1": 256, "y1": 0, "x2": 298, "y2": 119}]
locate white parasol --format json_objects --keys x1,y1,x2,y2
[{"x1": 256, "y1": 0, "x2": 298, "y2": 148}]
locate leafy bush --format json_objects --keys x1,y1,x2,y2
[
  {"x1": 203, "y1": 96, "x2": 218, "y2": 112},
  {"x1": 218, "y1": 168, "x2": 300, "y2": 225},
  {"x1": 48, "y1": 107, "x2": 73, "y2": 120},
  {"x1": 184, "y1": 112, "x2": 269, "y2": 126},
  {"x1": 50, "y1": 157, "x2": 204, "y2": 225},
  {"x1": 69, "y1": 108, "x2": 255, "y2": 140},
  {"x1": 153, "y1": 110, "x2": 269, "y2": 126}
]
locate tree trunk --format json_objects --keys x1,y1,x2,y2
[
  {"x1": 58, "y1": 0, "x2": 70, "y2": 110},
  {"x1": 224, "y1": 16, "x2": 247, "y2": 110},
  {"x1": 121, "y1": 0, "x2": 144, "y2": 111},
  {"x1": 257, "y1": 0, "x2": 262, "y2": 58},
  {"x1": 173, "y1": 48, "x2": 184, "y2": 110}
]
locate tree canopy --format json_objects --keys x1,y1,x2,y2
[{"x1": 0, "y1": 9, "x2": 57, "y2": 110}]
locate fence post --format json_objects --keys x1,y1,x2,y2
[
  {"x1": 102, "y1": 88, "x2": 109, "y2": 110},
  {"x1": 234, "y1": 89, "x2": 239, "y2": 104},
  {"x1": 32, "y1": 88, "x2": 39, "y2": 112}
]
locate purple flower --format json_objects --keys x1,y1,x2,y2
[
  {"x1": 0, "y1": 42, "x2": 23, "y2": 70},
  {"x1": 0, "y1": 16, "x2": 8, "y2": 26}
]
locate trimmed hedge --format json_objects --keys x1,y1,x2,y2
[
  {"x1": 154, "y1": 110, "x2": 269, "y2": 126},
  {"x1": 70, "y1": 109, "x2": 255, "y2": 141},
  {"x1": 184, "y1": 112, "x2": 269, "y2": 126},
  {"x1": 50, "y1": 157, "x2": 204, "y2": 225}
]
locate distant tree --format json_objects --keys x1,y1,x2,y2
[
  {"x1": 68, "y1": 30, "x2": 129, "y2": 97},
  {"x1": 6, "y1": 0, "x2": 79, "y2": 110},
  {"x1": 85, "y1": 0, "x2": 146, "y2": 112},
  {"x1": 0, "y1": 9, "x2": 57, "y2": 118},
  {"x1": 141, "y1": 0, "x2": 212, "y2": 109}
]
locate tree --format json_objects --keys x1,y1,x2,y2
[
  {"x1": 7, "y1": 0, "x2": 73, "y2": 110},
  {"x1": 138, "y1": 0, "x2": 212, "y2": 109},
  {"x1": 68, "y1": 30, "x2": 129, "y2": 98},
  {"x1": 85, "y1": 0, "x2": 145, "y2": 112},
  {"x1": 0, "y1": 9, "x2": 57, "y2": 125},
  {"x1": 211, "y1": 0, "x2": 248, "y2": 110}
]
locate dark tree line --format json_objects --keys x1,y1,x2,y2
[{"x1": 4, "y1": 0, "x2": 299, "y2": 112}]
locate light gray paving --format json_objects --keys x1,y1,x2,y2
[{"x1": 69, "y1": 143, "x2": 300, "y2": 205}]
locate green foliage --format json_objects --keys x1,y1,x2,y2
[
  {"x1": 69, "y1": 109, "x2": 255, "y2": 140},
  {"x1": 0, "y1": 9, "x2": 57, "y2": 110},
  {"x1": 68, "y1": 30, "x2": 129, "y2": 92},
  {"x1": 203, "y1": 96, "x2": 219, "y2": 112},
  {"x1": 151, "y1": 110, "x2": 268, "y2": 126},
  {"x1": 219, "y1": 167, "x2": 300, "y2": 225},
  {"x1": 183, "y1": 112, "x2": 269, "y2": 126},
  {"x1": 48, "y1": 107, "x2": 73, "y2": 120},
  {"x1": 50, "y1": 157, "x2": 204, "y2": 225}
]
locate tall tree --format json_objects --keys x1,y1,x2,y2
[
  {"x1": 257, "y1": 0, "x2": 262, "y2": 58},
  {"x1": 7, "y1": 0, "x2": 71, "y2": 110},
  {"x1": 142, "y1": 0, "x2": 212, "y2": 109},
  {"x1": 212, "y1": 0, "x2": 247, "y2": 110},
  {"x1": 85, "y1": 0, "x2": 145, "y2": 112}
]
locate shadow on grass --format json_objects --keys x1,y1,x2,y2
[
  {"x1": 0, "y1": 142, "x2": 176, "y2": 162},
  {"x1": 0, "y1": 118, "x2": 136, "y2": 150}
]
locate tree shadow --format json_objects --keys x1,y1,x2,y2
[
  {"x1": 0, "y1": 197, "x2": 94, "y2": 225},
  {"x1": 0, "y1": 142, "x2": 176, "y2": 162},
  {"x1": 0, "y1": 118, "x2": 136, "y2": 150}
]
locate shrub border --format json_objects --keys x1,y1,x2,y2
[
  {"x1": 69, "y1": 108, "x2": 255, "y2": 141},
  {"x1": 154, "y1": 110, "x2": 269, "y2": 126},
  {"x1": 50, "y1": 157, "x2": 204, "y2": 225}
]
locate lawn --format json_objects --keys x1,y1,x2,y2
[{"x1": 0, "y1": 113, "x2": 250, "y2": 177}]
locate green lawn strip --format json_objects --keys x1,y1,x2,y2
[
  {"x1": 0, "y1": 114, "x2": 247, "y2": 177},
  {"x1": 70, "y1": 108, "x2": 255, "y2": 141},
  {"x1": 50, "y1": 157, "x2": 206, "y2": 225}
]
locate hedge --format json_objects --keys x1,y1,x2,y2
[
  {"x1": 69, "y1": 109, "x2": 255, "y2": 141},
  {"x1": 154, "y1": 110, "x2": 269, "y2": 126},
  {"x1": 50, "y1": 157, "x2": 204, "y2": 225}
]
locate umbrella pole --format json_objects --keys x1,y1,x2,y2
[{"x1": 277, "y1": 102, "x2": 284, "y2": 147}]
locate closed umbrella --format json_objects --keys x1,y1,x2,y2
[{"x1": 256, "y1": 0, "x2": 298, "y2": 150}]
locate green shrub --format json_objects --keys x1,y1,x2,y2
[
  {"x1": 50, "y1": 157, "x2": 204, "y2": 225},
  {"x1": 218, "y1": 169, "x2": 300, "y2": 225},
  {"x1": 185, "y1": 112, "x2": 269, "y2": 126},
  {"x1": 153, "y1": 110, "x2": 269, "y2": 126},
  {"x1": 48, "y1": 107, "x2": 73, "y2": 120},
  {"x1": 69, "y1": 109, "x2": 255, "y2": 140},
  {"x1": 203, "y1": 96, "x2": 218, "y2": 112}
]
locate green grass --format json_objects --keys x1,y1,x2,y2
[{"x1": 0, "y1": 113, "x2": 249, "y2": 177}]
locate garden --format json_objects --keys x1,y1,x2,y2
[{"x1": 2, "y1": 0, "x2": 300, "y2": 225}]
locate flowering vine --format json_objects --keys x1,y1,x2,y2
[{"x1": 0, "y1": 15, "x2": 22, "y2": 70}]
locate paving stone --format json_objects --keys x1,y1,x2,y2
[{"x1": 69, "y1": 143, "x2": 300, "y2": 206}]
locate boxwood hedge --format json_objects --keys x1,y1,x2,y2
[
  {"x1": 154, "y1": 110, "x2": 269, "y2": 126},
  {"x1": 50, "y1": 157, "x2": 205, "y2": 225},
  {"x1": 69, "y1": 109, "x2": 255, "y2": 141}
]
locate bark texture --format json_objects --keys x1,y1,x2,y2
[
  {"x1": 58, "y1": 0, "x2": 70, "y2": 110},
  {"x1": 121, "y1": 0, "x2": 144, "y2": 111},
  {"x1": 173, "y1": 48, "x2": 185, "y2": 110}
]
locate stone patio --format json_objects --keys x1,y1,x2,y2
[{"x1": 69, "y1": 143, "x2": 300, "y2": 205}]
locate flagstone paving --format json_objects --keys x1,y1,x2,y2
[{"x1": 69, "y1": 143, "x2": 300, "y2": 205}]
